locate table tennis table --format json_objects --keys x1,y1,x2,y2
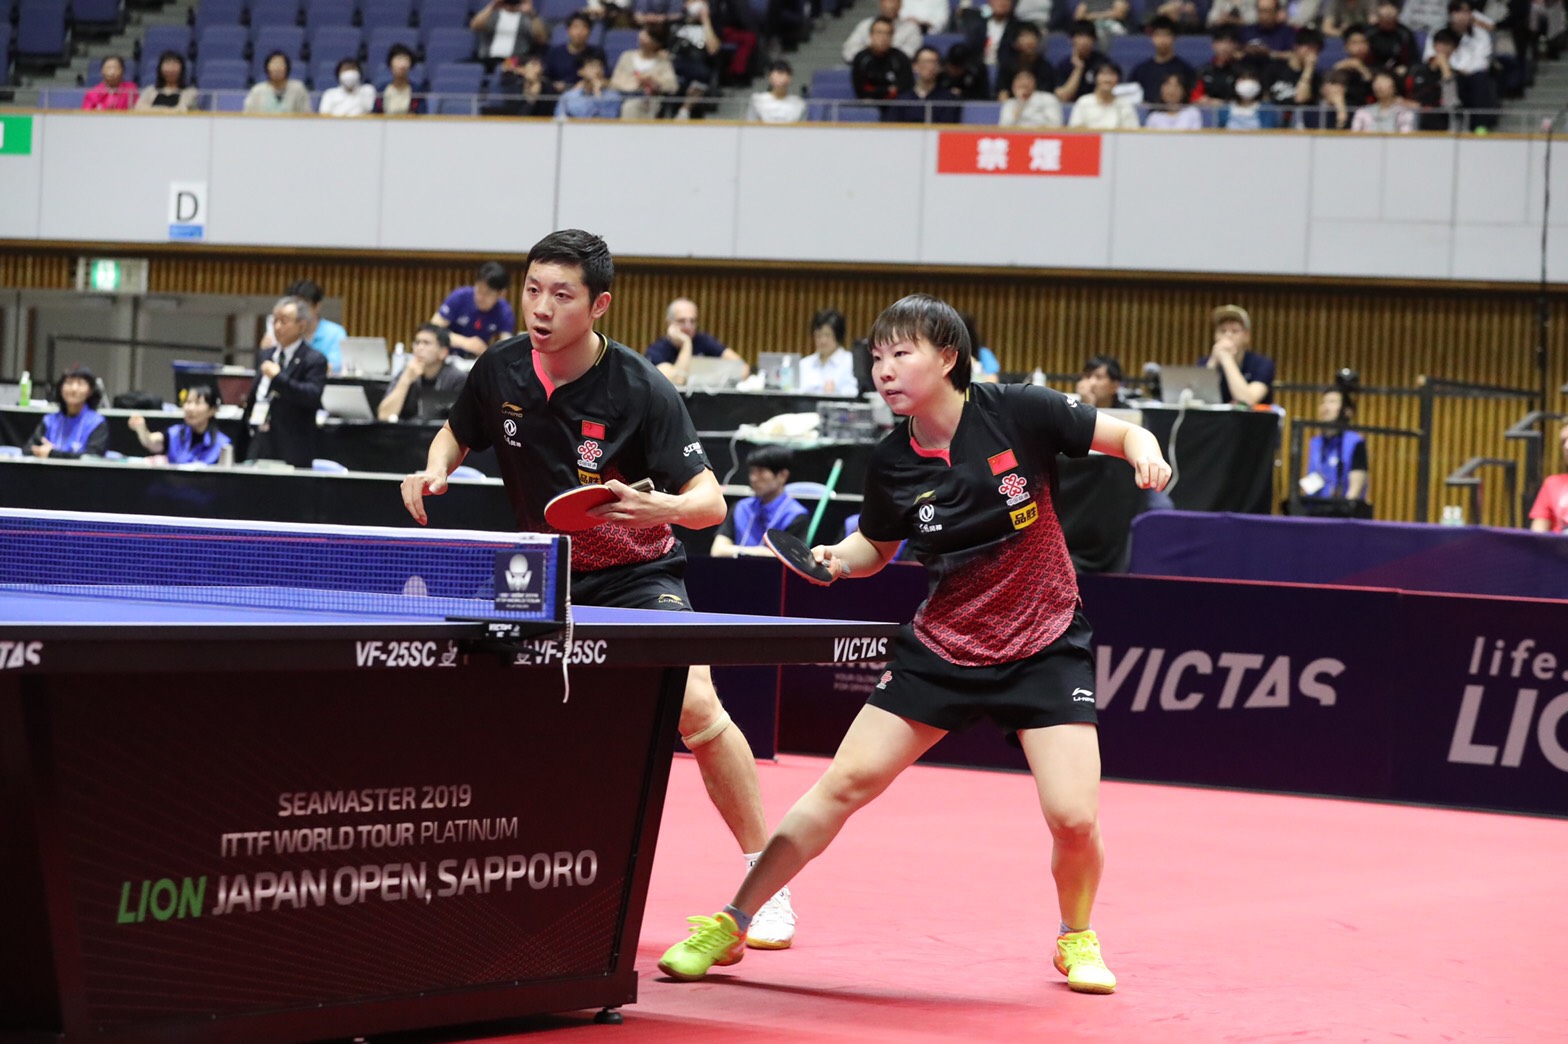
[{"x1": 0, "y1": 509, "x2": 899, "y2": 1043}]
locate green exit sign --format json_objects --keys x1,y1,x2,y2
[
  {"x1": 0, "y1": 115, "x2": 34, "y2": 156},
  {"x1": 76, "y1": 257, "x2": 149, "y2": 294}
]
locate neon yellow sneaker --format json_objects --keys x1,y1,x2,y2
[
  {"x1": 1054, "y1": 929, "x2": 1117, "y2": 994},
  {"x1": 658, "y1": 913, "x2": 746, "y2": 981}
]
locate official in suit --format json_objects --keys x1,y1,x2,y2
[{"x1": 245, "y1": 296, "x2": 328, "y2": 468}]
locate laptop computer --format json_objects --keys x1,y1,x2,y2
[
  {"x1": 756, "y1": 352, "x2": 800, "y2": 391},
  {"x1": 320, "y1": 383, "x2": 377, "y2": 422},
  {"x1": 1159, "y1": 365, "x2": 1223, "y2": 405},
  {"x1": 339, "y1": 337, "x2": 391, "y2": 376},
  {"x1": 415, "y1": 386, "x2": 461, "y2": 422},
  {"x1": 685, "y1": 357, "x2": 748, "y2": 392}
]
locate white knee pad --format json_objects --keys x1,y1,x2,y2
[{"x1": 681, "y1": 709, "x2": 732, "y2": 751}]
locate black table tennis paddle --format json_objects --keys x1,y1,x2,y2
[{"x1": 763, "y1": 528, "x2": 836, "y2": 583}]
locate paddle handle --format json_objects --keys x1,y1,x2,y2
[{"x1": 803, "y1": 458, "x2": 843, "y2": 547}]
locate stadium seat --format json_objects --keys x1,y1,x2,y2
[
  {"x1": 602, "y1": 26, "x2": 636, "y2": 56},
  {"x1": 536, "y1": 0, "x2": 578, "y2": 20},
  {"x1": 247, "y1": 0, "x2": 299, "y2": 33},
  {"x1": 923, "y1": 31, "x2": 963, "y2": 59},
  {"x1": 417, "y1": 0, "x2": 469, "y2": 35},
  {"x1": 0, "y1": 26, "x2": 11, "y2": 84},
  {"x1": 86, "y1": 53, "x2": 138, "y2": 85},
  {"x1": 141, "y1": 24, "x2": 194, "y2": 65},
  {"x1": 1044, "y1": 32, "x2": 1071, "y2": 65},
  {"x1": 368, "y1": 57, "x2": 422, "y2": 87},
  {"x1": 192, "y1": 0, "x2": 246, "y2": 38},
  {"x1": 1108, "y1": 34, "x2": 1154, "y2": 69},
  {"x1": 43, "y1": 85, "x2": 86, "y2": 106},
  {"x1": 196, "y1": 56, "x2": 250, "y2": 89},
  {"x1": 250, "y1": 25, "x2": 304, "y2": 78},
  {"x1": 210, "y1": 90, "x2": 247, "y2": 110},
  {"x1": 196, "y1": 24, "x2": 249, "y2": 63},
  {"x1": 961, "y1": 100, "x2": 1001, "y2": 124},
  {"x1": 1172, "y1": 36, "x2": 1211, "y2": 68},
  {"x1": 305, "y1": 0, "x2": 355, "y2": 29},
  {"x1": 310, "y1": 56, "x2": 339, "y2": 87},
  {"x1": 70, "y1": 0, "x2": 124, "y2": 36},
  {"x1": 361, "y1": 0, "x2": 414, "y2": 28},
  {"x1": 429, "y1": 59, "x2": 480, "y2": 112},
  {"x1": 310, "y1": 24, "x2": 363, "y2": 65},
  {"x1": 810, "y1": 66, "x2": 853, "y2": 99},
  {"x1": 366, "y1": 25, "x2": 418, "y2": 65},
  {"x1": 422, "y1": 25, "x2": 471, "y2": 65},
  {"x1": 16, "y1": 0, "x2": 70, "y2": 65}
]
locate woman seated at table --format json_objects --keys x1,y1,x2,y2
[
  {"x1": 127, "y1": 384, "x2": 232, "y2": 466},
  {"x1": 26, "y1": 366, "x2": 109, "y2": 459},
  {"x1": 1302, "y1": 388, "x2": 1367, "y2": 501}
]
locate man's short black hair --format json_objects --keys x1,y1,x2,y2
[
  {"x1": 945, "y1": 42, "x2": 972, "y2": 66},
  {"x1": 1294, "y1": 26, "x2": 1324, "y2": 49},
  {"x1": 748, "y1": 444, "x2": 794, "y2": 475},
  {"x1": 1015, "y1": 23, "x2": 1040, "y2": 38},
  {"x1": 336, "y1": 57, "x2": 360, "y2": 76},
  {"x1": 769, "y1": 58, "x2": 793, "y2": 74},
  {"x1": 417, "y1": 322, "x2": 451, "y2": 350},
  {"x1": 868, "y1": 294, "x2": 972, "y2": 393},
  {"x1": 1447, "y1": 0, "x2": 1471, "y2": 11},
  {"x1": 1432, "y1": 26, "x2": 1460, "y2": 45},
  {"x1": 1344, "y1": 24, "x2": 1369, "y2": 41},
  {"x1": 811, "y1": 308, "x2": 846, "y2": 343},
  {"x1": 1149, "y1": 15, "x2": 1177, "y2": 33},
  {"x1": 1070, "y1": 18, "x2": 1096, "y2": 37},
  {"x1": 567, "y1": 11, "x2": 592, "y2": 28},
  {"x1": 525, "y1": 229, "x2": 614, "y2": 300},
  {"x1": 871, "y1": 15, "x2": 894, "y2": 30},
  {"x1": 476, "y1": 261, "x2": 510, "y2": 292},
  {"x1": 1083, "y1": 354, "x2": 1124, "y2": 383},
  {"x1": 1211, "y1": 25, "x2": 1240, "y2": 43},
  {"x1": 286, "y1": 278, "x2": 324, "y2": 304}
]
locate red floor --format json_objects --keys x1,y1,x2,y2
[{"x1": 456, "y1": 755, "x2": 1568, "y2": 1042}]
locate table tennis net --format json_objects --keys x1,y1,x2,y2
[{"x1": 0, "y1": 509, "x2": 565, "y2": 621}]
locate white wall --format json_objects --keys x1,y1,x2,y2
[{"x1": 0, "y1": 113, "x2": 1562, "y2": 283}]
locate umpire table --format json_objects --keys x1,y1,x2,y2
[{"x1": 0, "y1": 509, "x2": 899, "y2": 1043}]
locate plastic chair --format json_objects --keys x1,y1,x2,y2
[
  {"x1": 196, "y1": 56, "x2": 250, "y2": 89},
  {"x1": 360, "y1": 0, "x2": 414, "y2": 28},
  {"x1": 422, "y1": 26, "x2": 472, "y2": 66},
  {"x1": 197, "y1": 24, "x2": 249, "y2": 63},
  {"x1": 810, "y1": 66, "x2": 853, "y2": 100},
  {"x1": 16, "y1": 0, "x2": 70, "y2": 64},
  {"x1": 311, "y1": 25, "x2": 364, "y2": 65},
  {"x1": 312, "y1": 458, "x2": 349, "y2": 472},
  {"x1": 305, "y1": 0, "x2": 355, "y2": 30},
  {"x1": 251, "y1": 25, "x2": 304, "y2": 79},
  {"x1": 248, "y1": 0, "x2": 300, "y2": 33},
  {"x1": 141, "y1": 25, "x2": 194, "y2": 66},
  {"x1": 192, "y1": 0, "x2": 246, "y2": 38},
  {"x1": 961, "y1": 100, "x2": 1001, "y2": 124}
]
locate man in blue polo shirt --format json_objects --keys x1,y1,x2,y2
[
  {"x1": 709, "y1": 445, "x2": 810, "y2": 558},
  {"x1": 431, "y1": 261, "x2": 516, "y2": 359},
  {"x1": 645, "y1": 297, "x2": 749, "y2": 387}
]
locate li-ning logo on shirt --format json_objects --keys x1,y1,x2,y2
[
  {"x1": 999, "y1": 473, "x2": 1030, "y2": 506},
  {"x1": 577, "y1": 439, "x2": 603, "y2": 471}
]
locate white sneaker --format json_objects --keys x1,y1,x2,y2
[{"x1": 745, "y1": 886, "x2": 796, "y2": 950}]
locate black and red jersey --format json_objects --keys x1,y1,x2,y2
[
  {"x1": 858, "y1": 383, "x2": 1097, "y2": 666},
  {"x1": 447, "y1": 332, "x2": 711, "y2": 574}
]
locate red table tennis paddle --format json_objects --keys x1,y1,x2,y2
[
  {"x1": 763, "y1": 528, "x2": 837, "y2": 584},
  {"x1": 543, "y1": 478, "x2": 655, "y2": 531}
]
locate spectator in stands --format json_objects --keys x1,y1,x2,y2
[
  {"x1": 1149, "y1": 0, "x2": 1206, "y2": 34},
  {"x1": 797, "y1": 310, "x2": 859, "y2": 396},
  {"x1": 958, "y1": 312, "x2": 1001, "y2": 384},
  {"x1": 893, "y1": 46, "x2": 963, "y2": 122},
  {"x1": 709, "y1": 445, "x2": 810, "y2": 557},
  {"x1": 431, "y1": 262, "x2": 516, "y2": 359},
  {"x1": 136, "y1": 51, "x2": 198, "y2": 112},
  {"x1": 378, "y1": 325, "x2": 469, "y2": 422},
  {"x1": 942, "y1": 42, "x2": 992, "y2": 102},
  {"x1": 997, "y1": 24, "x2": 1057, "y2": 99},
  {"x1": 26, "y1": 366, "x2": 108, "y2": 459},
  {"x1": 1208, "y1": 0, "x2": 1259, "y2": 25},
  {"x1": 472, "y1": 0, "x2": 545, "y2": 74},
  {"x1": 319, "y1": 58, "x2": 377, "y2": 117},
  {"x1": 1315, "y1": 68, "x2": 1357, "y2": 128},
  {"x1": 545, "y1": 14, "x2": 608, "y2": 93},
  {"x1": 1200, "y1": 304, "x2": 1274, "y2": 406},
  {"x1": 667, "y1": 0, "x2": 723, "y2": 119},
  {"x1": 747, "y1": 59, "x2": 807, "y2": 122},
  {"x1": 1239, "y1": 0, "x2": 1295, "y2": 56},
  {"x1": 244, "y1": 297, "x2": 328, "y2": 468},
  {"x1": 1075, "y1": 355, "x2": 1129, "y2": 408},
  {"x1": 1068, "y1": 62, "x2": 1142, "y2": 127},
  {"x1": 1075, "y1": 0, "x2": 1134, "y2": 47},
  {"x1": 558, "y1": 58, "x2": 624, "y2": 117},
  {"x1": 244, "y1": 52, "x2": 310, "y2": 114},
  {"x1": 612, "y1": 26, "x2": 679, "y2": 119},
  {"x1": 1529, "y1": 421, "x2": 1568, "y2": 532},
  {"x1": 843, "y1": 0, "x2": 923, "y2": 63},
  {"x1": 1262, "y1": 26, "x2": 1323, "y2": 109},
  {"x1": 1320, "y1": 0, "x2": 1377, "y2": 37},
  {"x1": 852, "y1": 18, "x2": 915, "y2": 112},
  {"x1": 1145, "y1": 72, "x2": 1203, "y2": 127},
  {"x1": 1331, "y1": 25, "x2": 1377, "y2": 103},
  {"x1": 83, "y1": 55, "x2": 138, "y2": 111},
  {"x1": 1055, "y1": 20, "x2": 1111, "y2": 101},
  {"x1": 1130, "y1": 17, "x2": 1196, "y2": 103},
  {"x1": 1351, "y1": 68, "x2": 1415, "y2": 129},
  {"x1": 966, "y1": 0, "x2": 1026, "y2": 74},
  {"x1": 1222, "y1": 68, "x2": 1280, "y2": 127},
  {"x1": 1407, "y1": 27, "x2": 1460, "y2": 129},
  {"x1": 375, "y1": 44, "x2": 427, "y2": 115},
  {"x1": 1422, "y1": 0, "x2": 1497, "y2": 125},
  {"x1": 1368, "y1": 0, "x2": 1419, "y2": 70},
  {"x1": 127, "y1": 384, "x2": 232, "y2": 466},
  {"x1": 1195, "y1": 25, "x2": 1243, "y2": 103},
  {"x1": 647, "y1": 297, "x2": 748, "y2": 385},
  {"x1": 1303, "y1": 388, "x2": 1368, "y2": 500},
  {"x1": 903, "y1": 0, "x2": 950, "y2": 33},
  {"x1": 1001, "y1": 68, "x2": 1065, "y2": 125},
  {"x1": 488, "y1": 52, "x2": 556, "y2": 117}
]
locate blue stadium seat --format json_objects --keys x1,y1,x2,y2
[
  {"x1": 310, "y1": 57, "x2": 337, "y2": 87},
  {"x1": 923, "y1": 31, "x2": 963, "y2": 59},
  {"x1": 1172, "y1": 35, "x2": 1211, "y2": 68},
  {"x1": 247, "y1": 0, "x2": 299, "y2": 32},
  {"x1": 305, "y1": 0, "x2": 355, "y2": 29},
  {"x1": 1044, "y1": 32, "x2": 1071, "y2": 65},
  {"x1": 361, "y1": 0, "x2": 413, "y2": 27},
  {"x1": 192, "y1": 0, "x2": 247, "y2": 37},
  {"x1": 1108, "y1": 34, "x2": 1154, "y2": 70},
  {"x1": 961, "y1": 100, "x2": 1001, "y2": 124},
  {"x1": 250, "y1": 24, "x2": 304, "y2": 78},
  {"x1": 0, "y1": 26, "x2": 11, "y2": 84},
  {"x1": 86, "y1": 53, "x2": 138, "y2": 85},
  {"x1": 211, "y1": 89, "x2": 248, "y2": 110},
  {"x1": 369, "y1": 57, "x2": 423, "y2": 87},
  {"x1": 422, "y1": 25, "x2": 471, "y2": 65},
  {"x1": 71, "y1": 0, "x2": 124, "y2": 35},
  {"x1": 196, "y1": 55, "x2": 250, "y2": 88},
  {"x1": 16, "y1": 0, "x2": 69, "y2": 64},
  {"x1": 429, "y1": 58, "x2": 480, "y2": 112},
  {"x1": 417, "y1": 0, "x2": 469, "y2": 34},
  {"x1": 141, "y1": 25, "x2": 194, "y2": 66},
  {"x1": 536, "y1": 0, "x2": 579, "y2": 21},
  {"x1": 197, "y1": 24, "x2": 249, "y2": 62},
  {"x1": 366, "y1": 24, "x2": 418, "y2": 65},
  {"x1": 43, "y1": 85, "x2": 86, "y2": 106},
  {"x1": 310, "y1": 24, "x2": 363, "y2": 64},
  {"x1": 601, "y1": 25, "x2": 636, "y2": 55},
  {"x1": 1317, "y1": 37, "x2": 1346, "y2": 71},
  {"x1": 810, "y1": 66, "x2": 853, "y2": 100}
]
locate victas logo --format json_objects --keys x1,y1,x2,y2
[
  {"x1": 1096, "y1": 645, "x2": 1344, "y2": 711},
  {"x1": 577, "y1": 439, "x2": 603, "y2": 471},
  {"x1": 504, "y1": 554, "x2": 534, "y2": 593},
  {"x1": 682, "y1": 441, "x2": 702, "y2": 457},
  {"x1": 0, "y1": 641, "x2": 43, "y2": 670}
]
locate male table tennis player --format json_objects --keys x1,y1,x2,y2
[{"x1": 399, "y1": 229, "x2": 797, "y2": 947}]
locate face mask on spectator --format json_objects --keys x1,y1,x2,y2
[
  {"x1": 1234, "y1": 79, "x2": 1260, "y2": 101},
  {"x1": 340, "y1": 70, "x2": 362, "y2": 90}
]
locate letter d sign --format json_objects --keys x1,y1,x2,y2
[{"x1": 168, "y1": 181, "x2": 207, "y2": 241}]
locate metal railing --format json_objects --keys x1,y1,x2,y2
[
  {"x1": 1446, "y1": 456, "x2": 1520, "y2": 528},
  {"x1": 44, "y1": 334, "x2": 237, "y2": 395}
]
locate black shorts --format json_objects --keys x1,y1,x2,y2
[
  {"x1": 571, "y1": 546, "x2": 693, "y2": 613},
  {"x1": 867, "y1": 609, "x2": 1098, "y2": 738}
]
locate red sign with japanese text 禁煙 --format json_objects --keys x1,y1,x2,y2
[{"x1": 936, "y1": 133, "x2": 1101, "y2": 177}]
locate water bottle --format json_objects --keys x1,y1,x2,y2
[
  {"x1": 1441, "y1": 505, "x2": 1464, "y2": 527},
  {"x1": 17, "y1": 370, "x2": 30, "y2": 407},
  {"x1": 780, "y1": 356, "x2": 794, "y2": 391},
  {"x1": 1030, "y1": 366, "x2": 1046, "y2": 387},
  {"x1": 393, "y1": 341, "x2": 406, "y2": 377}
]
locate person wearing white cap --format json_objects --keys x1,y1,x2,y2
[{"x1": 1200, "y1": 304, "x2": 1274, "y2": 406}]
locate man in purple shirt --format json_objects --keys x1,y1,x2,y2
[{"x1": 430, "y1": 261, "x2": 516, "y2": 359}]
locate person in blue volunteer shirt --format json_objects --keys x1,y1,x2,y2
[
  {"x1": 1303, "y1": 388, "x2": 1368, "y2": 501},
  {"x1": 431, "y1": 262, "x2": 516, "y2": 359},
  {"x1": 26, "y1": 366, "x2": 108, "y2": 459},
  {"x1": 127, "y1": 384, "x2": 233, "y2": 466},
  {"x1": 709, "y1": 445, "x2": 810, "y2": 557}
]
